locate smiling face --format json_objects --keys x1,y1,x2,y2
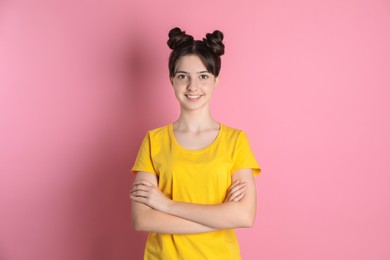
[{"x1": 170, "y1": 55, "x2": 219, "y2": 112}]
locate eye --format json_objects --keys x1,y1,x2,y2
[
  {"x1": 176, "y1": 74, "x2": 187, "y2": 80},
  {"x1": 199, "y1": 74, "x2": 209, "y2": 80}
]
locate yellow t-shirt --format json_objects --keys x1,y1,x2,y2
[{"x1": 132, "y1": 123, "x2": 261, "y2": 260}]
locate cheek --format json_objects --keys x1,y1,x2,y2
[
  {"x1": 201, "y1": 83, "x2": 215, "y2": 93},
  {"x1": 172, "y1": 83, "x2": 185, "y2": 91},
  {"x1": 173, "y1": 85, "x2": 186, "y2": 98}
]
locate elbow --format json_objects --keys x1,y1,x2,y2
[
  {"x1": 239, "y1": 212, "x2": 256, "y2": 228},
  {"x1": 132, "y1": 217, "x2": 142, "y2": 232},
  {"x1": 132, "y1": 221, "x2": 143, "y2": 232},
  {"x1": 132, "y1": 203, "x2": 152, "y2": 232},
  {"x1": 242, "y1": 217, "x2": 255, "y2": 228},
  {"x1": 132, "y1": 215, "x2": 148, "y2": 232}
]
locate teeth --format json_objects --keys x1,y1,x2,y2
[{"x1": 187, "y1": 95, "x2": 200, "y2": 99}]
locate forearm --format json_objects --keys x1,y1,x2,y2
[
  {"x1": 131, "y1": 169, "x2": 256, "y2": 231},
  {"x1": 131, "y1": 169, "x2": 257, "y2": 232},
  {"x1": 130, "y1": 172, "x2": 215, "y2": 234},
  {"x1": 132, "y1": 201, "x2": 216, "y2": 234},
  {"x1": 163, "y1": 169, "x2": 257, "y2": 229},
  {"x1": 166, "y1": 200, "x2": 255, "y2": 229}
]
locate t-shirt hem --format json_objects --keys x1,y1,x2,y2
[
  {"x1": 231, "y1": 166, "x2": 261, "y2": 176},
  {"x1": 131, "y1": 168, "x2": 157, "y2": 175}
]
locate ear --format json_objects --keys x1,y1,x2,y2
[{"x1": 169, "y1": 75, "x2": 173, "y2": 85}]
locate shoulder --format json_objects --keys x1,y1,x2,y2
[
  {"x1": 148, "y1": 124, "x2": 169, "y2": 134},
  {"x1": 219, "y1": 124, "x2": 252, "y2": 147},
  {"x1": 221, "y1": 124, "x2": 246, "y2": 138},
  {"x1": 145, "y1": 124, "x2": 171, "y2": 140}
]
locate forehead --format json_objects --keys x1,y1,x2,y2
[{"x1": 174, "y1": 55, "x2": 207, "y2": 72}]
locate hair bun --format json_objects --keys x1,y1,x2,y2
[
  {"x1": 203, "y1": 30, "x2": 225, "y2": 56},
  {"x1": 167, "y1": 27, "x2": 194, "y2": 50}
]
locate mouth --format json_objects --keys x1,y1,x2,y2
[{"x1": 185, "y1": 94, "x2": 203, "y2": 101}]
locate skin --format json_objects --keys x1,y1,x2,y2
[{"x1": 130, "y1": 54, "x2": 257, "y2": 234}]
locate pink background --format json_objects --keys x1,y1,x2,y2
[{"x1": 1, "y1": 0, "x2": 389, "y2": 259}]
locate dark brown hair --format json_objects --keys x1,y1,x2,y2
[{"x1": 167, "y1": 27, "x2": 225, "y2": 78}]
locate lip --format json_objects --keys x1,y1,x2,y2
[
  {"x1": 185, "y1": 94, "x2": 203, "y2": 101},
  {"x1": 185, "y1": 93, "x2": 203, "y2": 97}
]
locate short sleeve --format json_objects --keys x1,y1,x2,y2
[
  {"x1": 131, "y1": 133, "x2": 157, "y2": 175},
  {"x1": 231, "y1": 131, "x2": 261, "y2": 176}
]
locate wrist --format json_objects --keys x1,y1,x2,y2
[{"x1": 164, "y1": 199, "x2": 175, "y2": 214}]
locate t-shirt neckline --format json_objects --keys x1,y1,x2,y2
[{"x1": 168, "y1": 123, "x2": 224, "y2": 152}]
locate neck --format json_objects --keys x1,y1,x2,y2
[{"x1": 174, "y1": 109, "x2": 219, "y2": 132}]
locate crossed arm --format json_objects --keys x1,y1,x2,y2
[{"x1": 130, "y1": 168, "x2": 257, "y2": 234}]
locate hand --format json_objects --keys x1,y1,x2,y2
[
  {"x1": 130, "y1": 180, "x2": 172, "y2": 213},
  {"x1": 224, "y1": 180, "x2": 247, "y2": 202}
]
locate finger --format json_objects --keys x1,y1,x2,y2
[
  {"x1": 225, "y1": 182, "x2": 245, "y2": 200},
  {"x1": 228, "y1": 186, "x2": 247, "y2": 201},
  {"x1": 231, "y1": 192, "x2": 245, "y2": 202},
  {"x1": 131, "y1": 187, "x2": 148, "y2": 195},
  {"x1": 232, "y1": 179, "x2": 240, "y2": 185},
  {"x1": 229, "y1": 192, "x2": 245, "y2": 202},
  {"x1": 228, "y1": 179, "x2": 240, "y2": 187},
  {"x1": 230, "y1": 180, "x2": 246, "y2": 189},
  {"x1": 130, "y1": 195, "x2": 148, "y2": 204},
  {"x1": 229, "y1": 182, "x2": 247, "y2": 194},
  {"x1": 225, "y1": 190, "x2": 236, "y2": 202},
  {"x1": 226, "y1": 183, "x2": 240, "y2": 194},
  {"x1": 130, "y1": 190, "x2": 148, "y2": 198},
  {"x1": 232, "y1": 189, "x2": 246, "y2": 199},
  {"x1": 229, "y1": 180, "x2": 240, "y2": 188},
  {"x1": 131, "y1": 183, "x2": 154, "y2": 193},
  {"x1": 133, "y1": 180, "x2": 155, "y2": 187},
  {"x1": 227, "y1": 192, "x2": 241, "y2": 202},
  {"x1": 227, "y1": 187, "x2": 245, "y2": 201}
]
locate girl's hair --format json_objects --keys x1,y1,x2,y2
[{"x1": 167, "y1": 27, "x2": 225, "y2": 78}]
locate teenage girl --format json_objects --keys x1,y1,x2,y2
[{"x1": 130, "y1": 27, "x2": 261, "y2": 260}]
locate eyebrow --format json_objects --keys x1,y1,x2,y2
[{"x1": 175, "y1": 70, "x2": 210, "y2": 75}]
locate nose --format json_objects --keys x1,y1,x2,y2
[{"x1": 186, "y1": 78, "x2": 198, "y2": 91}]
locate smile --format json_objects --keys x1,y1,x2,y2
[{"x1": 185, "y1": 94, "x2": 203, "y2": 100}]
